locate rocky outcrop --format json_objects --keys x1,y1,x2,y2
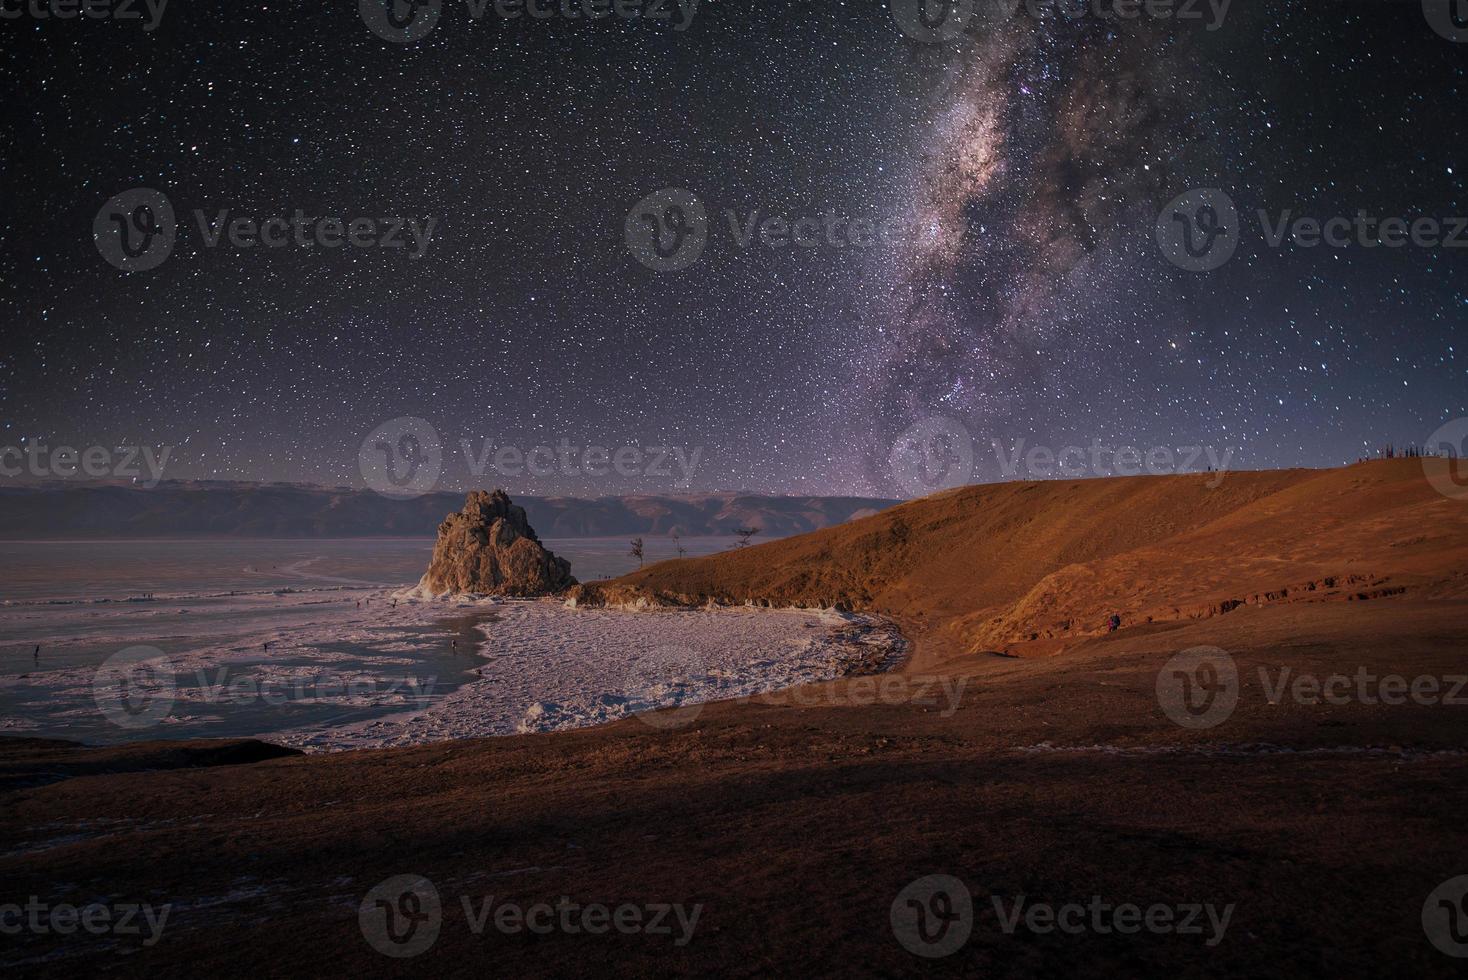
[{"x1": 416, "y1": 490, "x2": 575, "y2": 596}]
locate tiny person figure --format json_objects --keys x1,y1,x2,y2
[{"x1": 1107, "y1": 613, "x2": 1121, "y2": 633}]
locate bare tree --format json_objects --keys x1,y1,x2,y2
[
  {"x1": 733, "y1": 526, "x2": 760, "y2": 549},
  {"x1": 671, "y1": 530, "x2": 686, "y2": 558},
  {"x1": 629, "y1": 537, "x2": 645, "y2": 569}
]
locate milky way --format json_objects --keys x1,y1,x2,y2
[
  {"x1": 846, "y1": 14, "x2": 1201, "y2": 487},
  {"x1": 2, "y1": 1, "x2": 1464, "y2": 497}
]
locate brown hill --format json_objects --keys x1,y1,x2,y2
[{"x1": 571, "y1": 459, "x2": 1468, "y2": 664}]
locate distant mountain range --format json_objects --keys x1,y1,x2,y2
[{"x1": 0, "y1": 482, "x2": 898, "y2": 539}]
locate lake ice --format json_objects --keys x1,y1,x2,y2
[{"x1": 0, "y1": 540, "x2": 904, "y2": 751}]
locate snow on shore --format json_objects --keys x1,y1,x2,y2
[
  {"x1": 0, "y1": 587, "x2": 905, "y2": 752},
  {"x1": 273, "y1": 594, "x2": 905, "y2": 751}
]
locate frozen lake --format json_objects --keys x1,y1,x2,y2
[{"x1": 0, "y1": 539, "x2": 903, "y2": 750}]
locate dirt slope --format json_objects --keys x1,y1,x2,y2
[{"x1": 571, "y1": 459, "x2": 1468, "y2": 662}]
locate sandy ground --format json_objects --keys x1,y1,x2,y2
[{"x1": 2, "y1": 460, "x2": 1467, "y2": 977}]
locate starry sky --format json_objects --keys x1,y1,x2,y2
[{"x1": 3, "y1": 0, "x2": 1465, "y2": 497}]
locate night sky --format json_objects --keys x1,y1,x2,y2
[{"x1": 3, "y1": 0, "x2": 1465, "y2": 497}]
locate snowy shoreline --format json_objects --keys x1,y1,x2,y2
[
  {"x1": 272, "y1": 592, "x2": 907, "y2": 751},
  {"x1": 0, "y1": 587, "x2": 906, "y2": 752}
]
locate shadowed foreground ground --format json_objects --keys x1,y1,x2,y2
[{"x1": 4, "y1": 461, "x2": 1468, "y2": 976}]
